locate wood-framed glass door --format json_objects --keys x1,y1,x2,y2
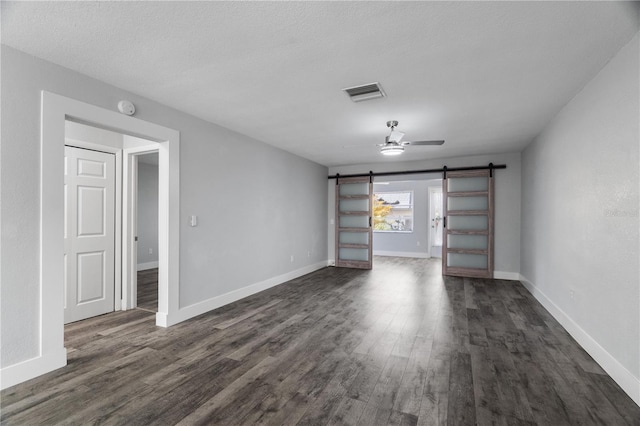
[
  {"x1": 335, "y1": 176, "x2": 373, "y2": 269},
  {"x1": 443, "y1": 169, "x2": 494, "y2": 278}
]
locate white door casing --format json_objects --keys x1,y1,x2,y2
[{"x1": 64, "y1": 146, "x2": 115, "y2": 323}]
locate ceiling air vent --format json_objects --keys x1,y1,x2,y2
[{"x1": 342, "y1": 82, "x2": 386, "y2": 102}]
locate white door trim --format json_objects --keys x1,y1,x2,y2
[
  {"x1": 65, "y1": 141, "x2": 123, "y2": 312},
  {"x1": 5, "y1": 91, "x2": 182, "y2": 390}
]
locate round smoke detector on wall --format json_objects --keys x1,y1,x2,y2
[{"x1": 117, "y1": 100, "x2": 136, "y2": 116}]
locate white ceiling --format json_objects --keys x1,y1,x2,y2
[{"x1": 2, "y1": 2, "x2": 638, "y2": 167}]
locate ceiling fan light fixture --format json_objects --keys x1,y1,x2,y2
[{"x1": 380, "y1": 144, "x2": 404, "y2": 156}]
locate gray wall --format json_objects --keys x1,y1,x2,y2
[
  {"x1": 329, "y1": 152, "x2": 521, "y2": 276},
  {"x1": 521, "y1": 33, "x2": 639, "y2": 382},
  {"x1": 0, "y1": 46, "x2": 328, "y2": 367},
  {"x1": 372, "y1": 180, "x2": 429, "y2": 257},
  {"x1": 137, "y1": 161, "x2": 159, "y2": 267}
]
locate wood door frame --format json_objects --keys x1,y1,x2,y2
[
  {"x1": 64, "y1": 140, "x2": 123, "y2": 313},
  {"x1": 5, "y1": 92, "x2": 182, "y2": 391}
]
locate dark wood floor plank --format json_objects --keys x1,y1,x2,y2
[
  {"x1": 358, "y1": 354, "x2": 409, "y2": 425},
  {"x1": 137, "y1": 267, "x2": 158, "y2": 311},
  {"x1": 327, "y1": 397, "x2": 367, "y2": 426},
  {"x1": 2, "y1": 257, "x2": 639, "y2": 425},
  {"x1": 417, "y1": 352, "x2": 450, "y2": 425},
  {"x1": 388, "y1": 409, "x2": 419, "y2": 426},
  {"x1": 446, "y1": 351, "x2": 476, "y2": 426},
  {"x1": 588, "y1": 371, "x2": 640, "y2": 425},
  {"x1": 392, "y1": 335, "x2": 433, "y2": 417}
]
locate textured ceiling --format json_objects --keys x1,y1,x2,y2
[{"x1": 2, "y1": 1, "x2": 638, "y2": 166}]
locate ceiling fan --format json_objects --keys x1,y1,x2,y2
[{"x1": 378, "y1": 120, "x2": 444, "y2": 156}]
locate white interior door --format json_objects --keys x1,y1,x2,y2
[{"x1": 64, "y1": 146, "x2": 116, "y2": 323}]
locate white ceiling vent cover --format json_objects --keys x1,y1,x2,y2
[{"x1": 342, "y1": 82, "x2": 386, "y2": 102}]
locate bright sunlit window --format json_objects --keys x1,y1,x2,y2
[{"x1": 373, "y1": 191, "x2": 413, "y2": 232}]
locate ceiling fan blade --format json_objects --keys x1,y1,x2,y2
[{"x1": 405, "y1": 140, "x2": 445, "y2": 146}]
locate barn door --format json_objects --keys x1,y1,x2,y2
[
  {"x1": 335, "y1": 176, "x2": 372, "y2": 269},
  {"x1": 443, "y1": 169, "x2": 494, "y2": 278}
]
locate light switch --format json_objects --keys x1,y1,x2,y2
[{"x1": 190, "y1": 215, "x2": 198, "y2": 227}]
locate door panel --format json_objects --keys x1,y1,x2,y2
[
  {"x1": 78, "y1": 186, "x2": 106, "y2": 235},
  {"x1": 443, "y1": 169, "x2": 494, "y2": 278},
  {"x1": 64, "y1": 146, "x2": 116, "y2": 323},
  {"x1": 447, "y1": 215, "x2": 489, "y2": 231},
  {"x1": 335, "y1": 176, "x2": 372, "y2": 269},
  {"x1": 77, "y1": 251, "x2": 106, "y2": 303},
  {"x1": 447, "y1": 234, "x2": 488, "y2": 250},
  {"x1": 339, "y1": 231, "x2": 369, "y2": 245}
]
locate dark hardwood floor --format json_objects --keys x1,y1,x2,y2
[
  {"x1": 2, "y1": 257, "x2": 638, "y2": 425},
  {"x1": 137, "y1": 268, "x2": 158, "y2": 312}
]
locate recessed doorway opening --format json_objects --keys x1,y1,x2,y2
[
  {"x1": 371, "y1": 177, "x2": 443, "y2": 261},
  {"x1": 136, "y1": 152, "x2": 160, "y2": 313},
  {"x1": 63, "y1": 120, "x2": 161, "y2": 322}
]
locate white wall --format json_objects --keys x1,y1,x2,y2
[
  {"x1": 137, "y1": 161, "x2": 159, "y2": 269},
  {"x1": 372, "y1": 180, "x2": 430, "y2": 258},
  {"x1": 329, "y1": 152, "x2": 521, "y2": 278},
  {"x1": 0, "y1": 46, "x2": 328, "y2": 369},
  {"x1": 520, "y1": 33, "x2": 639, "y2": 403}
]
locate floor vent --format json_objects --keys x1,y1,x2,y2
[{"x1": 342, "y1": 82, "x2": 386, "y2": 102}]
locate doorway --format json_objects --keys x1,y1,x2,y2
[
  {"x1": 136, "y1": 153, "x2": 159, "y2": 312},
  {"x1": 428, "y1": 186, "x2": 443, "y2": 258},
  {"x1": 368, "y1": 178, "x2": 442, "y2": 261},
  {"x1": 64, "y1": 121, "x2": 160, "y2": 322}
]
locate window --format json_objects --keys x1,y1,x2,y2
[{"x1": 373, "y1": 191, "x2": 413, "y2": 232}]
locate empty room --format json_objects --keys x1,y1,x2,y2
[{"x1": 1, "y1": 1, "x2": 638, "y2": 425}]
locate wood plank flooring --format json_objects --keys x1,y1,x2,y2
[
  {"x1": 2, "y1": 257, "x2": 639, "y2": 425},
  {"x1": 137, "y1": 268, "x2": 158, "y2": 312}
]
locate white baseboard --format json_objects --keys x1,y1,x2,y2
[
  {"x1": 0, "y1": 348, "x2": 67, "y2": 390},
  {"x1": 373, "y1": 250, "x2": 429, "y2": 259},
  {"x1": 137, "y1": 261, "x2": 159, "y2": 271},
  {"x1": 520, "y1": 274, "x2": 640, "y2": 407},
  {"x1": 158, "y1": 261, "x2": 328, "y2": 327},
  {"x1": 493, "y1": 271, "x2": 520, "y2": 280}
]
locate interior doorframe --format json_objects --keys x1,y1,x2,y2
[
  {"x1": 39, "y1": 91, "x2": 180, "y2": 384},
  {"x1": 122, "y1": 145, "x2": 160, "y2": 310},
  {"x1": 64, "y1": 139, "x2": 123, "y2": 312}
]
